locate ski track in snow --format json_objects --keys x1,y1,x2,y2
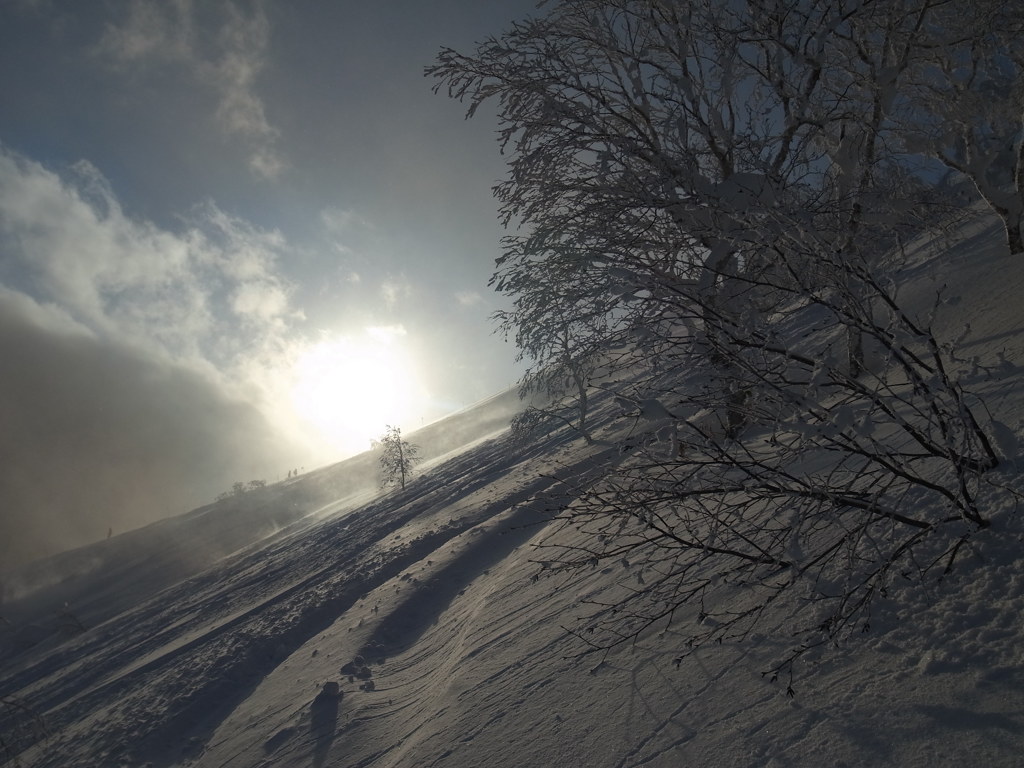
[{"x1": 3, "y1": 209, "x2": 1024, "y2": 767}]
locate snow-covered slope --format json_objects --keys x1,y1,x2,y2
[{"x1": 2, "y1": 210, "x2": 1024, "y2": 767}]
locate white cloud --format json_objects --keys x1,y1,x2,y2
[
  {"x1": 380, "y1": 277, "x2": 412, "y2": 308},
  {"x1": 320, "y1": 207, "x2": 373, "y2": 235},
  {"x1": 366, "y1": 324, "x2": 407, "y2": 342},
  {"x1": 99, "y1": 0, "x2": 284, "y2": 178},
  {"x1": 0, "y1": 284, "x2": 90, "y2": 339},
  {"x1": 0, "y1": 286, "x2": 299, "y2": 569},
  {"x1": 0, "y1": 147, "x2": 295, "y2": 373},
  {"x1": 97, "y1": 0, "x2": 192, "y2": 61},
  {"x1": 0, "y1": 144, "x2": 482, "y2": 560},
  {"x1": 213, "y1": 2, "x2": 283, "y2": 177},
  {"x1": 231, "y1": 281, "x2": 291, "y2": 325},
  {"x1": 456, "y1": 290, "x2": 483, "y2": 307},
  {"x1": 320, "y1": 207, "x2": 378, "y2": 259},
  {"x1": 0, "y1": 152, "x2": 205, "y2": 350}
]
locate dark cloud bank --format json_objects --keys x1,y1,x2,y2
[{"x1": 0, "y1": 297, "x2": 291, "y2": 570}]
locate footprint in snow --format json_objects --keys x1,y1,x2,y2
[{"x1": 310, "y1": 681, "x2": 343, "y2": 767}]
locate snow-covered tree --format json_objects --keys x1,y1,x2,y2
[
  {"x1": 493, "y1": 241, "x2": 624, "y2": 442},
  {"x1": 897, "y1": 0, "x2": 1024, "y2": 254},
  {"x1": 431, "y1": 0, "x2": 1004, "y2": 681},
  {"x1": 376, "y1": 425, "x2": 418, "y2": 491},
  {"x1": 429, "y1": 0, "x2": 929, "y2": 398}
]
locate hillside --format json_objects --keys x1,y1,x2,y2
[{"x1": 2, "y1": 209, "x2": 1024, "y2": 767}]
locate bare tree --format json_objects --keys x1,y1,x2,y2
[
  {"x1": 534, "y1": 210, "x2": 999, "y2": 684},
  {"x1": 431, "y1": 0, "x2": 1006, "y2": 683},
  {"x1": 376, "y1": 425, "x2": 419, "y2": 491},
  {"x1": 429, "y1": 0, "x2": 929, "y2": 393},
  {"x1": 898, "y1": 0, "x2": 1024, "y2": 254},
  {"x1": 494, "y1": 240, "x2": 626, "y2": 442}
]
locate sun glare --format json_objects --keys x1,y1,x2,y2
[{"x1": 289, "y1": 328, "x2": 418, "y2": 456}]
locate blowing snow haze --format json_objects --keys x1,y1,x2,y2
[
  {"x1": 0, "y1": 1, "x2": 536, "y2": 568},
  {"x1": 0, "y1": 292, "x2": 290, "y2": 567}
]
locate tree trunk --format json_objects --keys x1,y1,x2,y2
[
  {"x1": 398, "y1": 440, "x2": 406, "y2": 490},
  {"x1": 847, "y1": 324, "x2": 865, "y2": 379},
  {"x1": 1005, "y1": 216, "x2": 1023, "y2": 256},
  {"x1": 573, "y1": 369, "x2": 592, "y2": 444}
]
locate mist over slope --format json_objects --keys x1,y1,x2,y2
[
  {"x1": 0, "y1": 293, "x2": 299, "y2": 570},
  {"x1": 1, "y1": 210, "x2": 1024, "y2": 767},
  {"x1": 0, "y1": 385, "x2": 526, "y2": 655}
]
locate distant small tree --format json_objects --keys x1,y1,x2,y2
[
  {"x1": 376, "y1": 425, "x2": 419, "y2": 491},
  {"x1": 215, "y1": 478, "x2": 267, "y2": 502}
]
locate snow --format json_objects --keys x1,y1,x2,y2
[{"x1": 3, "y1": 209, "x2": 1024, "y2": 767}]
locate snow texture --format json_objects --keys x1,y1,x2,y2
[{"x1": 2, "y1": 211, "x2": 1024, "y2": 767}]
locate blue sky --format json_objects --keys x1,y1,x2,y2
[{"x1": 0, "y1": 0, "x2": 538, "y2": 565}]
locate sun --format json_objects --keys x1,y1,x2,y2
[{"x1": 289, "y1": 328, "x2": 418, "y2": 456}]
